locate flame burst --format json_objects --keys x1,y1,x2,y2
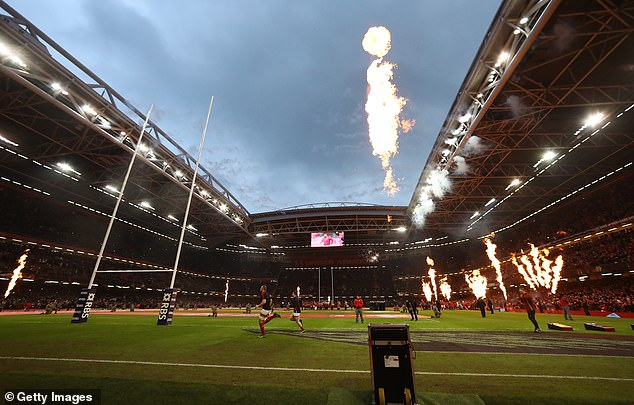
[
  {"x1": 224, "y1": 280, "x2": 229, "y2": 303},
  {"x1": 511, "y1": 244, "x2": 564, "y2": 293},
  {"x1": 422, "y1": 281, "x2": 433, "y2": 303},
  {"x1": 426, "y1": 256, "x2": 439, "y2": 300},
  {"x1": 363, "y1": 26, "x2": 413, "y2": 196},
  {"x1": 439, "y1": 277, "x2": 452, "y2": 301},
  {"x1": 465, "y1": 270, "x2": 487, "y2": 299},
  {"x1": 484, "y1": 237, "x2": 507, "y2": 301},
  {"x1": 4, "y1": 250, "x2": 29, "y2": 298}
]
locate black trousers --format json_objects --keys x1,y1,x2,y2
[{"x1": 527, "y1": 310, "x2": 540, "y2": 330}]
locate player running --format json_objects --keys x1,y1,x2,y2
[
  {"x1": 255, "y1": 285, "x2": 280, "y2": 338},
  {"x1": 520, "y1": 288, "x2": 541, "y2": 333},
  {"x1": 289, "y1": 290, "x2": 305, "y2": 333}
]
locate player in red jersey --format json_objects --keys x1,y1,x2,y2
[
  {"x1": 289, "y1": 290, "x2": 305, "y2": 333},
  {"x1": 520, "y1": 289, "x2": 541, "y2": 332},
  {"x1": 255, "y1": 285, "x2": 280, "y2": 338}
]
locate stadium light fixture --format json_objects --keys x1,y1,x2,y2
[
  {"x1": 519, "y1": 16, "x2": 529, "y2": 24},
  {"x1": 395, "y1": 226, "x2": 407, "y2": 232},
  {"x1": 584, "y1": 112, "x2": 605, "y2": 127},
  {"x1": 219, "y1": 203, "x2": 228, "y2": 213},
  {"x1": 56, "y1": 162, "x2": 81, "y2": 176},
  {"x1": 50, "y1": 82, "x2": 69, "y2": 96},
  {"x1": 187, "y1": 224, "x2": 198, "y2": 232},
  {"x1": 484, "y1": 198, "x2": 496, "y2": 207},
  {"x1": 533, "y1": 150, "x2": 558, "y2": 168},
  {"x1": 104, "y1": 185, "x2": 119, "y2": 193},
  {"x1": 505, "y1": 178, "x2": 521, "y2": 190},
  {"x1": 0, "y1": 134, "x2": 18, "y2": 147},
  {"x1": 0, "y1": 42, "x2": 27, "y2": 68},
  {"x1": 495, "y1": 51, "x2": 510, "y2": 68},
  {"x1": 470, "y1": 211, "x2": 480, "y2": 219},
  {"x1": 256, "y1": 233, "x2": 269, "y2": 237},
  {"x1": 542, "y1": 151, "x2": 557, "y2": 161},
  {"x1": 139, "y1": 201, "x2": 154, "y2": 210}
]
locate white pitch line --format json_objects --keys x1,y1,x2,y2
[
  {"x1": 0, "y1": 356, "x2": 632, "y2": 382},
  {"x1": 414, "y1": 350, "x2": 633, "y2": 359}
]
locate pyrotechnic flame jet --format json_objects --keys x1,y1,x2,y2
[
  {"x1": 528, "y1": 244, "x2": 549, "y2": 287},
  {"x1": 511, "y1": 254, "x2": 537, "y2": 290},
  {"x1": 4, "y1": 250, "x2": 29, "y2": 298},
  {"x1": 422, "y1": 281, "x2": 433, "y2": 303},
  {"x1": 362, "y1": 26, "x2": 414, "y2": 196},
  {"x1": 224, "y1": 280, "x2": 229, "y2": 303},
  {"x1": 484, "y1": 237, "x2": 507, "y2": 301},
  {"x1": 511, "y1": 244, "x2": 564, "y2": 293},
  {"x1": 465, "y1": 270, "x2": 487, "y2": 299},
  {"x1": 439, "y1": 277, "x2": 452, "y2": 301},
  {"x1": 426, "y1": 256, "x2": 438, "y2": 300},
  {"x1": 550, "y1": 255, "x2": 564, "y2": 294}
]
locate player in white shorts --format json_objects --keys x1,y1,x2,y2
[
  {"x1": 255, "y1": 285, "x2": 279, "y2": 337},
  {"x1": 289, "y1": 290, "x2": 305, "y2": 333}
]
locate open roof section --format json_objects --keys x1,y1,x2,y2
[
  {"x1": 409, "y1": 0, "x2": 634, "y2": 238},
  {"x1": 0, "y1": 0, "x2": 632, "y2": 254},
  {"x1": 0, "y1": 0, "x2": 252, "y2": 247}
]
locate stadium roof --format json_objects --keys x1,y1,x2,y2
[
  {"x1": 0, "y1": 0, "x2": 632, "y2": 254},
  {"x1": 408, "y1": 0, "x2": 634, "y2": 238}
]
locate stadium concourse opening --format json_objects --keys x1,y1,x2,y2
[{"x1": 1, "y1": 0, "x2": 634, "y2": 404}]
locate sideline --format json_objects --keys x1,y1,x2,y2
[{"x1": 1, "y1": 356, "x2": 632, "y2": 382}]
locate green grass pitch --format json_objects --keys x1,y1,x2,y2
[{"x1": 0, "y1": 309, "x2": 633, "y2": 404}]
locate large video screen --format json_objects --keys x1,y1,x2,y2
[{"x1": 311, "y1": 231, "x2": 344, "y2": 247}]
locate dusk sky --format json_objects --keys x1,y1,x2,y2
[{"x1": 12, "y1": 0, "x2": 501, "y2": 213}]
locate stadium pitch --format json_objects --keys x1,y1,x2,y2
[{"x1": 0, "y1": 310, "x2": 633, "y2": 404}]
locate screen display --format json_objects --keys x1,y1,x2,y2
[{"x1": 311, "y1": 231, "x2": 344, "y2": 247}]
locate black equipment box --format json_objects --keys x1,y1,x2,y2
[{"x1": 368, "y1": 324, "x2": 416, "y2": 404}]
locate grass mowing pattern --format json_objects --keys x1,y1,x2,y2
[{"x1": 0, "y1": 310, "x2": 632, "y2": 404}]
